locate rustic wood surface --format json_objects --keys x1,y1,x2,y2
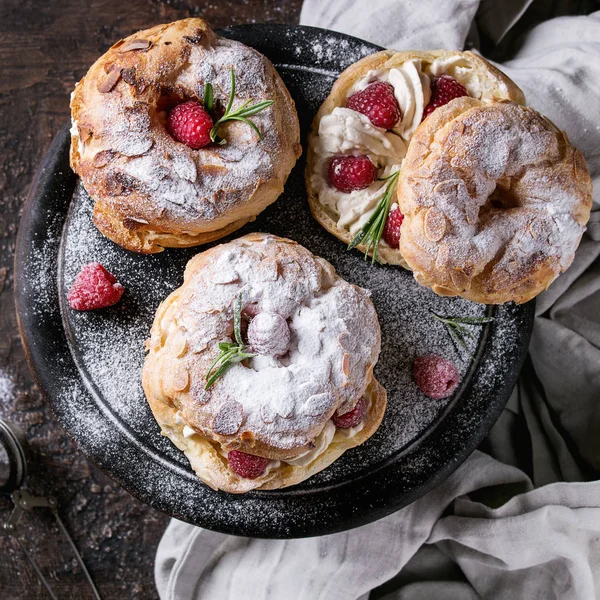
[{"x1": 0, "y1": 2, "x2": 301, "y2": 598}]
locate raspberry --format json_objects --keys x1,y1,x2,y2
[
  {"x1": 167, "y1": 101, "x2": 213, "y2": 149},
  {"x1": 329, "y1": 155, "x2": 378, "y2": 193},
  {"x1": 228, "y1": 450, "x2": 270, "y2": 479},
  {"x1": 67, "y1": 263, "x2": 124, "y2": 311},
  {"x1": 382, "y1": 206, "x2": 404, "y2": 249},
  {"x1": 347, "y1": 81, "x2": 401, "y2": 129},
  {"x1": 333, "y1": 397, "x2": 367, "y2": 428},
  {"x1": 422, "y1": 75, "x2": 469, "y2": 120},
  {"x1": 413, "y1": 355, "x2": 460, "y2": 399}
]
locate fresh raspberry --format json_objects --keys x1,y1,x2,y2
[
  {"x1": 382, "y1": 206, "x2": 404, "y2": 249},
  {"x1": 228, "y1": 450, "x2": 270, "y2": 479},
  {"x1": 333, "y1": 397, "x2": 367, "y2": 428},
  {"x1": 167, "y1": 101, "x2": 213, "y2": 149},
  {"x1": 67, "y1": 263, "x2": 124, "y2": 311},
  {"x1": 422, "y1": 75, "x2": 468, "y2": 120},
  {"x1": 329, "y1": 155, "x2": 378, "y2": 193},
  {"x1": 346, "y1": 81, "x2": 401, "y2": 129},
  {"x1": 413, "y1": 355, "x2": 460, "y2": 399}
]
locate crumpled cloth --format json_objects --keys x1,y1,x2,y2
[{"x1": 155, "y1": 2, "x2": 600, "y2": 598}]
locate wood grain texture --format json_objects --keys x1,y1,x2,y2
[{"x1": 0, "y1": 1, "x2": 301, "y2": 598}]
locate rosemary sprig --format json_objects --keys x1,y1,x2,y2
[
  {"x1": 205, "y1": 293, "x2": 256, "y2": 389},
  {"x1": 205, "y1": 69, "x2": 274, "y2": 144},
  {"x1": 430, "y1": 311, "x2": 495, "y2": 357},
  {"x1": 347, "y1": 170, "x2": 400, "y2": 264},
  {"x1": 203, "y1": 80, "x2": 214, "y2": 113}
]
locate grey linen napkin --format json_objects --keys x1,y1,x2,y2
[{"x1": 155, "y1": 2, "x2": 600, "y2": 598}]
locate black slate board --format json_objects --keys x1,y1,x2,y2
[{"x1": 15, "y1": 24, "x2": 534, "y2": 538}]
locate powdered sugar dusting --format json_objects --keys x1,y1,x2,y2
[
  {"x1": 71, "y1": 22, "x2": 298, "y2": 236},
  {"x1": 18, "y1": 27, "x2": 534, "y2": 536},
  {"x1": 154, "y1": 234, "x2": 381, "y2": 452},
  {"x1": 399, "y1": 100, "x2": 588, "y2": 300}
]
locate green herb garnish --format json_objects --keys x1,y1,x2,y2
[
  {"x1": 430, "y1": 311, "x2": 495, "y2": 356},
  {"x1": 204, "y1": 69, "x2": 274, "y2": 145},
  {"x1": 203, "y1": 80, "x2": 214, "y2": 113},
  {"x1": 347, "y1": 170, "x2": 400, "y2": 264},
  {"x1": 205, "y1": 293, "x2": 256, "y2": 389}
]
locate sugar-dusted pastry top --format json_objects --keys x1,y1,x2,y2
[
  {"x1": 398, "y1": 98, "x2": 593, "y2": 304},
  {"x1": 306, "y1": 49, "x2": 524, "y2": 266},
  {"x1": 143, "y1": 233, "x2": 382, "y2": 460},
  {"x1": 70, "y1": 18, "x2": 301, "y2": 253}
]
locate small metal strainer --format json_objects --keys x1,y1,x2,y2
[{"x1": 0, "y1": 417, "x2": 102, "y2": 599}]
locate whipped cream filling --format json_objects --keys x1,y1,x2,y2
[
  {"x1": 172, "y1": 402, "x2": 364, "y2": 478},
  {"x1": 311, "y1": 55, "x2": 493, "y2": 238}
]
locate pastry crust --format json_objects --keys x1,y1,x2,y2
[
  {"x1": 70, "y1": 19, "x2": 301, "y2": 253},
  {"x1": 142, "y1": 233, "x2": 386, "y2": 492},
  {"x1": 306, "y1": 49, "x2": 525, "y2": 266},
  {"x1": 398, "y1": 98, "x2": 593, "y2": 304},
  {"x1": 146, "y1": 374, "x2": 386, "y2": 493}
]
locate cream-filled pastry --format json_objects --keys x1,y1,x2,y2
[
  {"x1": 306, "y1": 50, "x2": 524, "y2": 265},
  {"x1": 70, "y1": 18, "x2": 301, "y2": 254},
  {"x1": 142, "y1": 233, "x2": 386, "y2": 493}
]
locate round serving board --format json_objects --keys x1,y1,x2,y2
[{"x1": 15, "y1": 24, "x2": 534, "y2": 538}]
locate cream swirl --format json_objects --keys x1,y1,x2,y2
[{"x1": 311, "y1": 55, "x2": 494, "y2": 237}]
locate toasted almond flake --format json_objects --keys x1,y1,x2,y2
[
  {"x1": 173, "y1": 336, "x2": 188, "y2": 358},
  {"x1": 450, "y1": 269, "x2": 470, "y2": 291},
  {"x1": 121, "y1": 67, "x2": 137, "y2": 85},
  {"x1": 122, "y1": 216, "x2": 149, "y2": 230},
  {"x1": 98, "y1": 68, "x2": 122, "y2": 93},
  {"x1": 120, "y1": 39, "x2": 152, "y2": 52},
  {"x1": 342, "y1": 353, "x2": 350, "y2": 377},
  {"x1": 424, "y1": 207, "x2": 447, "y2": 242},
  {"x1": 171, "y1": 366, "x2": 189, "y2": 392}
]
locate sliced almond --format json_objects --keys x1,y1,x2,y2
[
  {"x1": 120, "y1": 39, "x2": 152, "y2": 52},
  {"x1": 424, "y1": 207, "x2": 447, "y2": 242},
  {"x1": 91, "y1": 150, "x2": 116, "y2": 168},
  {"x1": 98, "y1": 68, "x2": 122, "y2": 93},
  {"x1": 121, "y1": 67, "x2": 137, "y2": 85},
  {"x1": 450, "y1": 269, "x2": 470, "y2": 291},
  {"x1": 171, "y1": 366, "x2": 189, "y2": 392},
  {"x1": 342, "y1": 353, "x2": 350, "y2": 377},
  {"x1": 173, "y1": 336, "x2": 188, "y2": 358}
]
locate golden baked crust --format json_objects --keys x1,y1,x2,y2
[
  {"x1": 398, "y1": 98, "x2": 593, "y2": 304},
  {"x1": 146, "y1": 375, "x2": 386, "y2": 493},
  {"x1": 142, "y1": 233, "x2": 386, "y2": 492},
  {"x1": 306, "y1": 50, "x2": 525, "y2": 266},
  {"x1": 70, "y1": 19, "x2": 301, "y2": 253}
]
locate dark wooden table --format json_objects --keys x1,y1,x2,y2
[{"x1": 0, "y1": 2, "x2": 301, "y2": 598}]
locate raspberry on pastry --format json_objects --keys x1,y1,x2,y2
[
  {"x1": 70, "y1": 18, "x2": 301, "y2": 254},
  {"x1": 167, "y1": 101, "x2": 213, "y2": 149},
  {"x1": 306, "y1": 49, "x2": 525, "y2": 267},
  {"x1": 227, "y1": 451, "x2": 270, "y2": 480},
  {"x1": 346, "y1": 81, "x2": 401, "y2": 129},
  {"x1": 142, "y1": 233, "x2": 387, "y2": 493},
  {"x1": 328, "y1": 155, "x2": 378, "y2": 192},
  {"x1": 332, "y1": 397, "x2": 367, "y2": 429},
  {"x1": 382, "y1": 205, "x2": 404, "y2": 249},
  {"x1": 422, "y1": 75, "x2": 468, "y2": 120}
]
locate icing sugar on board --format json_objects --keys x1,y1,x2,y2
[{"x1": 15, "y1": 25, "x2": 534, "y2": 538}]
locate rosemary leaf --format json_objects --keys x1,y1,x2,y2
[
  {"x1": 347, "y1": 170, "x2": 399, "y2": 264},
  {"x1": 233, "y1": 293, "x2": 243, "y2": 345},
  {"x1": 203, "y1": 82, "x2": 214, "y2": 113},
  {"x1": 205, "y1": 293, "x2": 256, "y2": 389},
  {"x1": 209, "y1": 69, "x2": 274, "y2": 143},
  {"x1": 430, "y1": 310, "x2": 494, "y2": 360}
]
